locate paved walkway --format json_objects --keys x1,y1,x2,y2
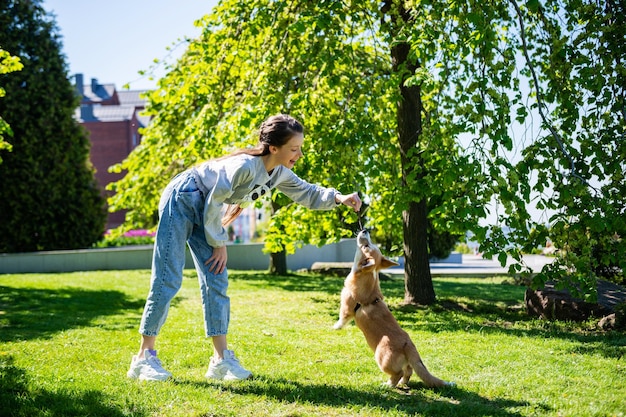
[{"x1": 384, "y1": 254, "x2": 555, "y2": 276}]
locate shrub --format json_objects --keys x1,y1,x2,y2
[{"x1": 94, "y1": 230, "x2": 155, "y2": 248}]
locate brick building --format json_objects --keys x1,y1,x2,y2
[
  {"x1": 73, "y1": 74, "x2": 263, "y2": 241},
  {"x1": 74, "y1": 74, "x2": 150, "y2": 229}
]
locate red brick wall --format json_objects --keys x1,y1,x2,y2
[{"x1": 84, "y1": 119, "x2": 141, "y2": 229}]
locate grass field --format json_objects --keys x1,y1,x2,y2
[{"x1": 0, "y1": 269, "x2": 624, "y2": 417}]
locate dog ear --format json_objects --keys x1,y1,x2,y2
[
  {"x1": 360, "y1": 257, "x2": 377, "y2": 270},
  {"x1": 380, "y1": 257, "x2": 400, "y2": 269}
]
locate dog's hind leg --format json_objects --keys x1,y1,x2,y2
[
  {"x1": 385, "y1": 371, "x2": 404, "y2": 388},
  {"x1": 398, "y1": 364, "x2": 413, "y2": 386}
]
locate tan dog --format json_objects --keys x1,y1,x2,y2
[{"x1": 334, "y1": 230, "x2": 453, "y2": 388}]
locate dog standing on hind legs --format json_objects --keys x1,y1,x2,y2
[{"x1": 334, "y1": 230, "x2": 454, "y2": 388}]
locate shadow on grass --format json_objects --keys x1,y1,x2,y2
[
  {"x1": 231, "y1": 272, "x2": 626, "y2": 360},
  {"x1": 181, "y1": 375, "x2": 534, "y2": 416},
  {"x1": 0, "y1": 355, "x2": 144, "y2": 417},
  {"x1": 229, "y1": 271, "x2": 345, "y2": 293},
  {"x1": 228, "y1": 271, "x2": 522, "y2": 303},
  {"x1": 0, "y1": 285, "x2": 145, "y2": 342}
]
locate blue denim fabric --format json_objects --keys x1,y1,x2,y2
[{"x1": 139, "y1": 171, "x2": 230, "y2": 337}]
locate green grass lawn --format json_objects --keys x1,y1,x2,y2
[{"x1": 0, "y1": 269, "x2": 624, "y2": 417}]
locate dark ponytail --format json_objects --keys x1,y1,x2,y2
[{"x1": 221, "y1": 114, "x2": 304, "y2": 227}]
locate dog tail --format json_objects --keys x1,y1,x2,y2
[{"x1": 406, "y1": 344, "x2": 452, "y2": 388}]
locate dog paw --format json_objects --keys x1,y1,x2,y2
[
  {"x1": 444, "y1": 381, "x2": 456, "y2": 387},
  {"x1": 332, "y1": 322, "x2": 344, "y2": 330},
  {"x1": 383, "y1": 381, "x2": 400, "y2": 389}
]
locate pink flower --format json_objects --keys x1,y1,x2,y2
[{"x1": 123, "y1": 229, "x2": 156, "y2": 237}]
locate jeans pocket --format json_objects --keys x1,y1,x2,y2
[{"x1": 177, "y1": 177, "x2": 204, "y2": 225}]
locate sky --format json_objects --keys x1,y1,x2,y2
[{"x1": 42, "y1": 0, "x2": 219, "y2": 91}]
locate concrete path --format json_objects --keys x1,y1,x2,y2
[{"x1": 385, "y1": 254, "x2": 555, "y2": 276}]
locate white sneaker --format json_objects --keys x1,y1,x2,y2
[
  {"x1": 127, "y1": 350, "x2": 172, "y2": 381},
  {"x1": 205, "y1": 349, "x2": 252, "y2": 381}
]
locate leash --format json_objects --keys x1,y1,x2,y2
[{"x1": 357, "y1": 204, "x2": 369, "y2": 232}]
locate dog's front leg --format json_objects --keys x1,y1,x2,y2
[{"x1": 333, "y1": 287, "x2": 356, "y2": 329}]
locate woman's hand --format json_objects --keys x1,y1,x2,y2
[
  {"x1": 336, "y1": 192, "x2": 362, "y2": 212},
  {"x1": 205, "y1": 245, "x2": 228, "y2": 274}
]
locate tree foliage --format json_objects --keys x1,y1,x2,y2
[
  {"x1": 0, "y1": 48, "x2": 23, "y2": 162},
  {"x1": 506, "y1": 0, "x2": 626, "y2": 298},
  {"x1": 0, "y1": 0, "x2": 106, "y2": 252},
  {"x1": 385, "y1": 0, "x2": 625, "y2": 300},
  {"x1": 111, "y1": 0, "x2": 625, "y2": 302},
  {"x1": 110, "y1": 0, "x2": 398, "y2": 248}
]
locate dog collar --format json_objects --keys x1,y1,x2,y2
[{"x1": 354, "y1": 297, "x2": 381, "y2": 312}]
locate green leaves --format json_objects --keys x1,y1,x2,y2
[
  {"x1": 105, "y1": 0, "x2": 626, "y2": 300},
  {"x1": 0, "y1": 48, "x2": 23, "y2": 161},
  {"x1": 108, "y1": 0, "x2": 387, "y2": 247},
  {"x1": 526, "y1": 0, "x2": 541, "y2": 13}
]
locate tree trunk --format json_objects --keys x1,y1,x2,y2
[
  {"x1": 391, "y1": 13, "x2": 436, "y2": 305},
  {"x1": 268, "y1": 250, "x2": 288, "y2": 275},
  {"x1": 268, "y1": 200, "x2": 288, "y2": 275},
  {"x1": 403, "y1": 199, "x2": 436, "y2": 304}
]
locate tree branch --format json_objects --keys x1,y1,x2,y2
[{"x1": 509, "y1": 0, "x2": 592, "y2": 188}]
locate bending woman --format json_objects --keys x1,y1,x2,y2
[{"x1": 127, "y1": 114, "x2": 362, "y2": 381}]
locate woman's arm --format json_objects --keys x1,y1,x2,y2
[{"x1": 274, "y1": 168, "x2": 361, "y2": 212}]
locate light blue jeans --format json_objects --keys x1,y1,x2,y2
[{"x1": 139, "y1": 171, "x2": 230, "y2": 337}]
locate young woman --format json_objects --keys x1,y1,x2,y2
[{"x1": 127, "y1": 114, "x2": 362, "y2": 381}]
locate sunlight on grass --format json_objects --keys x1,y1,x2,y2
[{"x1": 1, "y1": 270, "x2": 624, "y2": 416}]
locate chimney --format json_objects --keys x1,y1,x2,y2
[
  {"x1": 91, "y1": 78, "x2": 99, "y2": 93},
  {"x1": 75, "y1": 73, "x2": 84, "y2": 96},
  {"x1": 80, "y1": 104, "x2": 95, "y2": 121}
]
